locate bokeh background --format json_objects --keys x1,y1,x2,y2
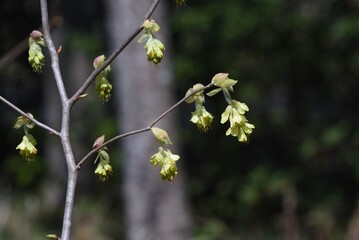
[{"x1": 1, "y1": 0, "x2": 359, "y2": 239}]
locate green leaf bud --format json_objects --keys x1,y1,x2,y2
[
  {"x1": 185, "y1": 83, "x2": 205, "y2": 104},
  {"x1": 142, "y1": 19, "x2": 160, "y2": 33},
  {"x1": 93, "y1": 55, "x2": 106, "y2": 69},
  {"x1": 207, "y1": 73, "x2": 238, "y2": 97},
  {"x1": 46, "y1": 234, "x2": 60, "y2": 240},
  {"x1": 93, "y1": 135, "x2": 105, "y2": 149},
  {"x1": 151, "y1": 127, "x2": 172, "y2": 145},
  {"x1": 13, "y1": 114, "x2": 35, "y2": 130}
]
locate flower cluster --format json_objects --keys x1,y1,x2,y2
[
  {"x1": 94, "y1": 150, "x2": 113, "y2": 181},
  {"x1": 28, "y1": 30, "x2": 46, "y2": 73},
  {"x1": 150, "y1": 147, "x2": 180, "y2": 181},
  {"x1": 93, "y1": 135, "x2": 113, "y2": 181},
  {"x1": 221, "y1": 100, "x2": 255, "y2": 143},
  {"x1": 184, "y1": 73, "x2": 255, "y2": 143},
  {"x1": 185, "y1": 84, "x2": 214, "y2": 132},
  {"x1": 150, "y1": 127, "x2": 180, "y2": 181},
  {"x1": 14, "y1": 114, "x2": 38, "y2": 161},
  {"x1": 93, "y1": 55, "x2": 112, "y2": 102},
  {"x1": 138, "y1": 19, "x2": 165, "y2": 64},
  {"x1": 206, "y1": 73, "x2": 255, "y2": 142}
]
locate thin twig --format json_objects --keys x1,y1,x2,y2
[
  {"x1": 75, "y1": 83, "x2": 214, "y2": 170},
  {"x1": 40, "y1": 1, "x2": 76, "y2": 240},
  {"x1": 0, "y1": 95, "x2": 60, "y2": 136},
  {"x1": 68, "y1": 0, "x2": 162, "y2": 107}
]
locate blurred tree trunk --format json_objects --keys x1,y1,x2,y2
[{"x1": 104, "y1": 1, "x2": 191, "y2": 239}]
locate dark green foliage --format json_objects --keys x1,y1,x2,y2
[{"x1": 172, "y1": 0, "x2": 359, "y2": 238}]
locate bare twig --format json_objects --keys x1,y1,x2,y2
[
  {"x1": 75, "y1": 83, "x2": 214, "y2": 169},
  {"x1": 0, "y1": 95, "x2": 60, "y2": 136},
  {"x1": 40, "y1": 1, "x2": 76, "y2": 240},
  {"x1": 68, "y1": 0, "x2": 161, "y2": 107}
]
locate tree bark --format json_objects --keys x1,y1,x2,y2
[{"x1": 104, "y1": 1, "x2": 191, "y2": 239}]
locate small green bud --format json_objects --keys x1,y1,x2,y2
[
  {"x1": 93, "y1": 135, "x2": 105, "y2": 149},
  {"x1": 207, "y1": 73, "x2": 238, "y2": 97},
  {"x1": 29, "y1": 30, "x2": 46, "y2": 46},
  {"x1": 46, "y1": 234, "x2": 60, "y2": 240},
  {"x1": 14, "y1": 114, "x2": 35, "y2": 130},
  {"x1": 185, "y1": 83, "x2": 205, "y2": 104},
  {"x1": 93, "y1": 55, "x2": 106, "y2": 69},
  {"x1": 151, "y1": 127, "x2": 172, "y2": 145},
  {"x1": 142, "y1": 19, "x2": 160, "y2": 33}
]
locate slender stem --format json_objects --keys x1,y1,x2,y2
[
  {"x1": 0, "y1": 95, "x2": 59, "y2": 136},
  {"x1": 68, "y1": 0, "x2": 162, "y2": 107},
  {"x1": 40, "y1": 0, "x2": 68, "y2": 105},
  {"x1": 40, "y1": 1, "x2": 77, "y2": 240},
  {"x1": 75, "y1": 83, "x2": 214, "y2": 169},
  {"x1": 76, "y1": 127, "x2": 149, "y2": 169},
  {"x1": 149, "y1": 83, "x2": 213, "y2": 127}
]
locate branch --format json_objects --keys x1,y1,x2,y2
[
  {"x1": 68, "y1": 0, "x2": 161, "y2": 107},
  {"x1": 75, "y1": 83, "x2": 214, "y2": 170},
  {"x1": 40, "y1": 0, "x2": 68, "y2": 106},
  {"x1": 0, "y1": 95, "x2": 60, "y2": 136},
  {"x1": 40, "y1": 1, "x2": 77, "y2": 240}
]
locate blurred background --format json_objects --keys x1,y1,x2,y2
[{"x1": 1, "y1": 0, "x2": 359, "y2": 239}]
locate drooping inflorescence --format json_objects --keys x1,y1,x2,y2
[
  {"x1": 93, "y1": 135, "x2": 113, "y2": 181},
  {"x1": 93, "y1": 55, "x2": 113, "y2": 103},
  {"x1": 14, "y1": 114, "x2": 38, "y2": 161},
  {"x1": 150, "y1": 127, "x2": 180, "y2": 181},
  {"x1": 138, "y1": 19, "x2": 165, "y2": 64},
  {"x1": 28, "y1": 30, "x2": 46, "y2": 73}
]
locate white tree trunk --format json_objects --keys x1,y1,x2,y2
[{"x1": 104, "y1": 1, "x2": 191, "y2": 240}]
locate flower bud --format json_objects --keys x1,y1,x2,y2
[
  {"x1": 151, "y1": 127, "x2": 172, "y2": 145},
  {"x1": 14, "y1": 114, "x2": 35, "y2": 130},
  {"x1": 93, "y1": 55, "x2": 106, "y2": 69},
  {"x1": 142, "y1": 19, "x2": 160, "y2": 33},
  {"x1": 185, "y1": 83, "x2": 205, "y2": 103}
]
